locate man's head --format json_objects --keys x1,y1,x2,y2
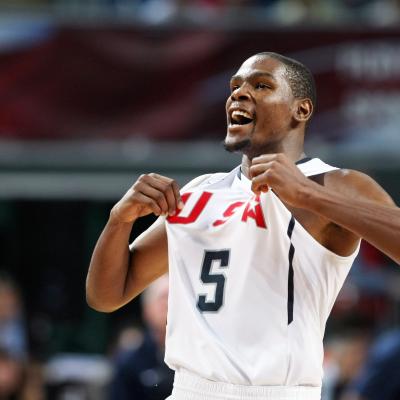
[{"x1": 224, "y1": 52, "x2": 316, "y2": 158}]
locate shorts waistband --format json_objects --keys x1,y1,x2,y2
[{"x1": 172, "y1": 370, "x2": 321, "y2": 400}]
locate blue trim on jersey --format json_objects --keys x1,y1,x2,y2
[
  {"x1": 295, "y1": 156, "x2": 312, "y2": 165},
  {"x1": 287, "y1": 216, "x2": 295, "y2": 325}
]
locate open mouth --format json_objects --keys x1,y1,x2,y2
[{"x1": 229, "y1": 110, "x2": 254, "y2": 126}]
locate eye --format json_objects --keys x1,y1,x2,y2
[
  {"x1": 230, "y1": 85, "x2": 240, "y2": 93},
  {"x1": 255, "y1": 82, "x2": 270, "y2": 90}
]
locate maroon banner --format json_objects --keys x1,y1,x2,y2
[{"x1": 0, "y1": 26, "x2": 399, "y2": 142}]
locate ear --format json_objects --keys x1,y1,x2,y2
[{"x1": 293, "y1": 98, "x2": 313, "y2": 123}]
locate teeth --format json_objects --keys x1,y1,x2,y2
[{"x1": 232, "y1": 110, "x2": 252, "y2": 119}]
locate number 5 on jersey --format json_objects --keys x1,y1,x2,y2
[{"x1": 197, "y1": 250, "x2": 230, "y2": 312}]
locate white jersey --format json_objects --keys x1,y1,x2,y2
[{"x1": 164, "y1": 158, "x2": 359, "y2": 388}]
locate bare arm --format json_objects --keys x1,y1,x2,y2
[
  {"x1": 250, "y1": 154, "x2": 400, "y2": 264},
  {"x1": 86, "y1": 173, "x2": 183, "y2": 312},
  {"x1": 302, "y1": 170, "x2": 400, "y2": 264}
]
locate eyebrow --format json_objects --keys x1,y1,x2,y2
[{"x1": 230, "y1": 71, "x2": 277, "y2": 82}]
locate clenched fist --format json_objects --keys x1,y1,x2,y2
[
  {"x1": 250, "y1": 153, "x2": 315, "y2": 208},
  {"x1": 110, "y1": 173, "x2": 184, "y2": 223}
]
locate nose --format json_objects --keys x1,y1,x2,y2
[{"x1": 230, "y1": 83, "x2": 251, "y2": 101}]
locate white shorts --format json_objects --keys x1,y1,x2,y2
[{"x1": 167, "y1": 370, "x2": 321, "y2": 400}]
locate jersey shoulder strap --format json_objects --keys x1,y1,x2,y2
[
  {"x1": 297, "y1": 158, "x2": 339, "y2": 177},
  {"x1": 181, "y1": 158, "x2": 337, "y2": 192}
]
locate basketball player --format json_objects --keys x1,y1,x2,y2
[{"x1": 86, "y1": 53, "x2": 400, "y2": 400}]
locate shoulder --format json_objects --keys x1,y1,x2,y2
[{"x1": 322, "y1": 168, "x2": 395, "y2": 207}]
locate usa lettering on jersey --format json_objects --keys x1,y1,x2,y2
[{"x1": 167, "y1": 191, "x2": 267, "y2": 229}]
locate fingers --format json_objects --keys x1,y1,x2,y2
[
  {"x1": 250, "y1": 154, "x2": 286, "y2": 194},
  {"x1": 249, "y1": 154, "x2": 305, "y2": 197},
  {"x1": 249, "y1": 162, "x2": 273, "y2": 178},
  {"x1": 250, "y1": 154, "x2": 285, "y2": 179},
  {"x1": 251, "y1": 175, "x2": 270, "y2": 195},
  {"x1": 133, "y1": 192, "x2": 163, "y2": 216},
  {"x1": 133, "y1": 182, "x2": 169, "y2": 215},
  {"x1": 251, "y1": 153, "x2": 283, "y2": 166},
  {"x1": 248, "y1": 162, "x2": 271, "y2": 194},
  {"x1": 149, "y1": 174, "x2": 184, "y2": 210},
  {"x1": 135, "y1": 174, "x2": 182, "y2": 216}
]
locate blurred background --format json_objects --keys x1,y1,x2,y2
[{"x1": 0, "y1": 0, "x2": 399, "y2": 399}]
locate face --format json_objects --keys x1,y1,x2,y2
[{"x1": 225, "y1": 55, "x2": 296, "y2": 157}]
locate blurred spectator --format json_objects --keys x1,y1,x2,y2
[
  {"x1": 109, "y1": 274, "x2": 173, "y2": 400},
  {"x1": 0, "y1": 348, "x2": 25, "y2": 400},
  {"x1": 0, "y1": 273, "x2": 27, "y2": 361},
  {"x1": 341, "y1": 329, "x2": 400, "y2": 400},
  {"x1": 21, "y1": 361, "x2": 45, "y2": 400},
  {"x1": 45, "y1": 354, "x2": 112, "y2": 400},
  {"x1": 323, "y1": 325, "x2": 371, "y2": 400}
]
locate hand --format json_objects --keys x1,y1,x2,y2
[
  {"x1": 249, "y1": 153, "x2": 314, "y2": 207},
  {"x1": 110, "y1": 173, "x2": 184, "y2": 223}
]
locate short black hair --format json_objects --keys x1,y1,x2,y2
[{"x1": 256, "y1": 52, "x2": 317, "y2": 113}]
